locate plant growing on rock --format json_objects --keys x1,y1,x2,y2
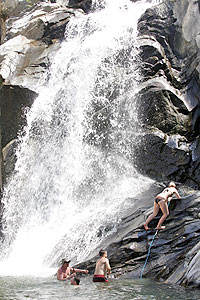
[{"x1": 25, "y1": 0, "x2": 34, "y2": 8}]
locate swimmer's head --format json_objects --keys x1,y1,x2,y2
[
  {"x1": 169, "y1": 181, "x2": 176, "y2": 188},
  {"x1": 71, "y1": 277, "x2": 80, "y2": 285}
]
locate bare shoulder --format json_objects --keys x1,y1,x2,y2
[{"x1": 101, "y1": 257, "x2": 108, "y2": 263}]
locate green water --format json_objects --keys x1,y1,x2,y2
[{"x1": 0, "y1": 276, "x2": 199, "y2": 300}]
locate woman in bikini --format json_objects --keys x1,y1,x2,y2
[{"x1": 144, "y1": 182, "x2": 181, "y2": 230}]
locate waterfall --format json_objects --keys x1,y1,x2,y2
[{"x1": 0, "y1": 0, "x2": 158, "y2": 276}]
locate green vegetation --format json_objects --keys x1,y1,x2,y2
[{"x1": 25, "y1": 0, "x2": 34, "y2": 7}]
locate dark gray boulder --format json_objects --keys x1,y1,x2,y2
[
  {"x1": 134, "y1": 130, "x2": 191, "y2": 183},
  {"x1": 0, "y1": 85, "x2": 37, "y2": 148},
  {"x1": 68, "y1": 0, "x2": 92, "y2": 13}
]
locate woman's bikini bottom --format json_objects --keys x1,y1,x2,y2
[{"x1": 155, "y1": 197, "x2": 165, "y2": 204}]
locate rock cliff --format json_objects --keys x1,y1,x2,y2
[
  {"x1": 135, "y1": 0, "x2": 200, "y2": 188},
  {"x1": 75, "y1": 183, "x2": 200, "y2": 288}
]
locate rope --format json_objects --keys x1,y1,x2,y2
[
  {"x1": 140, "y1": 201, "x2": 171, "y2": 279},
  {"x1": 140, "y1": 229, "x2": 158, "y2": 279}
]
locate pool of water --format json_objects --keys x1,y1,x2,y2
[{"x1": 0, "y1": 276, "x2": 199, "y2": 300}]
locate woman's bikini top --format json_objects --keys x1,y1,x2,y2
[
  {"x1": 162, "y1": 187, "x2": 173, "y2": 197},
  {"x1": 156, "y1": 187, "x2": 174, "y2": 201}
]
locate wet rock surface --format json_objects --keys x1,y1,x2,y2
[
  {"x1": 76, "y1": 183, "x2": 200, "y2": 288},
  {"x1": 135, "y1": 0, "x2": 200, "y2": 188},
  {"x1": 2, "y1": 139, "x2": 17, "y2": 184},
  {"x1": 68, "y1": 0, "x2": 92, "y2": 13},
  {"x1": 0, "y1": 85, "x2": 36, "y2": 148}
]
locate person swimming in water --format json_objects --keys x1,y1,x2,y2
[
  {"x1": 144, "y1": 182, "x2": 181, "y2": 230},
  {"x1": 70, "y1": 277, "x2": 80, "y2": 285}
]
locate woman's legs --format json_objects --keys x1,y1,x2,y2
[
  {"x1": 156, "y1": 201, "x2": 169, "y2": 229},
  {"x1": 144, "y1": 201, "x2": 160, "y2": 230}
]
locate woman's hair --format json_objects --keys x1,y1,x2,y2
[
  {"x1": 169, "y1": 181, "x2": 176, "y2": 187},
  {"x1": 99, "y1": 249, "x2": 107, "y2": 257}
]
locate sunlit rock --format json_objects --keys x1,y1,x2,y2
[
  {"x1": 0, "y1": 35, "x2": 58, "y2": 91},
  {"x1": 5, "y1": 2, "x2": 78, "y2": 42},
  {"x1": 3, "y1": 0, "x2": 43, "y2": 17}
]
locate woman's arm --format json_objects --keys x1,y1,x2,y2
[{"x1": 174, "y1": 188, "x2": 181, "y2": 199}]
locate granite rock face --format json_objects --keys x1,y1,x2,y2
[
  {"x1": 135, "y1": 0, "x2": 200, "y2": 188},
  {"x1": 0, "y1": 2, "x2": 81, "y2": 91}
]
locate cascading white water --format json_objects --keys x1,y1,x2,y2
[{"x1": 0, "y1": 0, "x2": 158, "y2": 275}]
